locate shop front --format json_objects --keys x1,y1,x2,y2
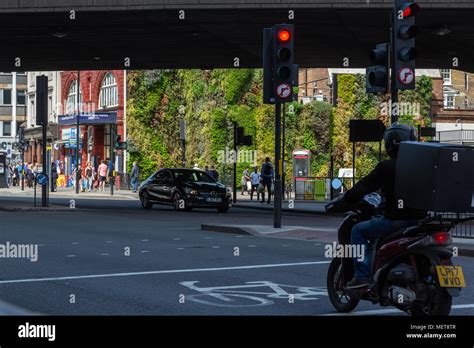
[{"x1": 57, "y1": 112, "x2": 117, "y2": 188}]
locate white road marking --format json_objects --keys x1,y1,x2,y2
[
  {"x1": 248, "y1": 245, "x2": 257, "y2": 248},
  {"x1": 211, "y1": 246, "x2": 220, "y2": 249},
  {"x1": 235, "y1": 235, "x2": 244, "y2": 238},
  {"x1": 106, "y1": 241, "x2": 112, "y2": 243},
  {"x1": 177, "y1": 248, "x2": 185, "y2": 250},
  {"x1": 314, "y1": 243, "x2": 321, "y2": 246},
  {"x1": 72, "y1": 242, "x2": 79, "y2": 245},
  {"x1": 173, "y1": 238, "x2": 181, "y2": 241},
  {"x1": 324, "y1": 304, "x2": 474, "y2": 316},
  {"x1": 100, "y1": 253, "x2": 109, "y2": 256},
  {"x1": 141, "y1": 251, "x2": 149, "y2": 253},
  {"x1": 0, "y1": 261, "x2": 330, "y2": 284},
  {"x1": 66, "y1": 255, "x2": 76, "y2": 258},
  {"x1": 141, "y1": 239, "x2": 149, "y2": 242}
]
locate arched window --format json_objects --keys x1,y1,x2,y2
[
  {"x1": 66, "y1": 80, "x2": 82, "y2": 114},
  {"x1": 99, "y1": 73, "x2": 118, "y2": 108}
]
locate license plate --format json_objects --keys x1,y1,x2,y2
[
  {"x1": 206, "y1": 198, "x2": 222, "y2": 203},
  {"x1": 436, "y1": 266, "x2": 466, "y2": 288}
]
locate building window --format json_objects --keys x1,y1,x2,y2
[
  {"x1": 3, "y1": 121, "x2": 11, "y2": 136},
  {"x1": 441, "y1": 69, "x2": 451, "y2": 85},
  {"x1": 17, "y1": 90, "x2": 26, "y2": 105},
  {"x1": 444, "y1": 94, "x2": 455, "y2": 109},
  {"x1": 66, "y1": 80, "x2": 82, "y2": 114},
  {"x1": 99, "y1": 73, "x2": 118, "y2": 109},
  {"x1": 0, "y1": 89, "x2": 12, "y2": 105}
]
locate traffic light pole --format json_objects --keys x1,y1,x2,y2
[
  {"x1": 41, "y1": 121, "x2": 48, "y2": 207},
  {"x1": 390, "y1": 25, "x2": 398, "y2": 125},
  {"x1": 274, "y1": 102, "x2": 282, "y2": 228},
  {"x1": 281, "y1": 103, "x2": 286, "y2": 198},
  {"x1": 232, "y1": 122, "x2": 237, "y2": 203},
  {"x1": 75, "y1": 70, "x2": 81, "y2": 194},
  {"x1": 110, "y1": 125, "x2": 115, "y2": 196}
]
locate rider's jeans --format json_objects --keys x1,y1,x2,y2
[{"x1": 351, "y1": 217, "x2": 418, "y2": 279}]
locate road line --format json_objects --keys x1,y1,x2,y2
[
  {"x1": 140, "y1": 250, "x2": 149, "y2": 253},
  {"x1": 141, "y1": 239, "x2": 149, "y2": 242},
  {"x1": 100, "y1": 253, "x2": 109, "y2": 256},
  {"x1": 324, "y1": 304, "x2": 474, "y2": 316},
  {"x1": 66, "y1": 255, "x2": 76, "y2": 258},
  {"x1": 72, "y1": 242, "x2": 79, "y2": 245},
  {"x1": 0, "y1": 261, "x2": 330, "y2": 285}
]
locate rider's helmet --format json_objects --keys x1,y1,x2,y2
[{"x1": 384, "y1": 122, "x2": 417, "y2": 158}]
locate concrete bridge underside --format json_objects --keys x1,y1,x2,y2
[{"x1": 0, "y1": 1, "x2": 472, "y2": 71}]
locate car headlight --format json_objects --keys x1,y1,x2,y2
[{"x1": 184, "y1": 187, "x2": 198, "y2": 195}]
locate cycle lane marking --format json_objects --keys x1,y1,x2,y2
[{"x1": 0, "y1": 260, "x2": 330, "y2": 285}]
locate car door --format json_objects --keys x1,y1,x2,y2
[
  {"x1": 147, "y1": 171, "x2": 165, "y2": 202},
  {"x1": 159, "y1": 170, "x2": 174, "y2": 203}
]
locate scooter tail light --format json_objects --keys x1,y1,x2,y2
[{"x1": 431, "y1": 231, "x2": 452, "y2": 245}]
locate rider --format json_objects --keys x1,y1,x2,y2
[{"x1": 342, "y1": 123, "x2": 426, "y2": 289}]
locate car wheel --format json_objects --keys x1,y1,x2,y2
[
  {"x1": 140, "y1": 192, "x2": 153, "y2": 210},
  {"x1": 217, "y1": 207, "x2": 229, "y2": 213},
  {"x1": 173, "y1": 192, "x2": 186, "y2": 211}
]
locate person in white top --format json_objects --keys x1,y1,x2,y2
[{"x1": 249, "y1": 166, "x2": 261, "y2": 201}]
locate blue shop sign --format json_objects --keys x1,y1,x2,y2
[{"x1": 58, "y1": 113, "x2": 117, "y2": 125}]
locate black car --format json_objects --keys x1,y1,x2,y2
[{"x1": 139, "y1": 168, "x2": 232, "y2": 213}]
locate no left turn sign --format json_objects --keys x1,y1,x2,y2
[
  {"x1": 276, "y1": 83, "x2": 291, "y2": 99},
  {"x1": 398, "y1": 67, "x2": 414, "y2": 85}
]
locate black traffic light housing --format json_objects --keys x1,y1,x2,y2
[
  {"x1": 273, "y1": 24, "x2": 294, "y2": 103},
  {"x1": 263, "y1": 28, "x2": 275, "y2": 104},
  {"x1": 36, "y1": 76, "x2": 48, "y2": 125},
  {"x1": 114, "y1": 135, "x2": 121, "y2": 150},
  {"x1": 393, "y1": 0, "x2": 419, "y2": 90},
  {"x1": 366, "y1": 43, "x2": 389, "y2": 94},
  {"x1": 236, "y1": 126, "x2": 253, "y2": 146}
]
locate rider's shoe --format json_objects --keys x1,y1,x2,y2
[{"x1": 346, "y1": 277, "x2": 371, "y2": 289}]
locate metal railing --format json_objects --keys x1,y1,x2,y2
[
  {"x1": 439, "y1": 212, "x2": 474, "y2": 238},
  {"x1": 437, "y1": 130, "x2": 474, "y2": 144}
]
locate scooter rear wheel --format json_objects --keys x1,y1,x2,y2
[{"x1": 327, "y1": 258, "x2": 360, "y2": 313}]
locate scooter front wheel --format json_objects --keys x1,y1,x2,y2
[{"x1": 327, "y1": 258, "x2": 360, "y2": 313}]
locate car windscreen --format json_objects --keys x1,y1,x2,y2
[{"x1": 173, "y1": 170, "x2": 215, "y2": 183}]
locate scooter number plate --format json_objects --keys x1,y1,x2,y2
[{"x1": 435, "y1": 266, "x2": 466, "y2": 288}]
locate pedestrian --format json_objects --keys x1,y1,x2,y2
[
  {"x1": 241, "y1": 167, "x2": 250, "y2": 196},
  {"x1": 260, "y1": 157, "x2": 274, "y2": 204},
  {"x1": 85, "y1": 162, "x2": 95, "y2": 192},
  {"x1": 4, "y1": 162, "x2": 10, "y2": 188},
  {"x1": 130, "y1": 161, "x2": 140, "y2": 193},
  {"x1": 193, "y1": 163, "x2": 200, "y2": 170},
  {"x1": 51, "y1": 161, "x2": 58, "y2": 192},
  {"x1": 249, "y1": 166, "x2": 261, "y2": 201},
  {"x1": 210, "y1": 165, "x2": 219, "y2": 181},
  {"x1": 98, "y1": 160, "x2": 108, "y2": 192},
  {"x1": 107, "y1": 158, "x2": 115, "y2": 188},
  {"x1": 204, "y1": 165, "x2": 213, "y2": 178}
]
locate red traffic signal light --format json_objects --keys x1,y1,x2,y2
[
  {"x1": 278, "y1": 29, "x2": 291, "y2": 42},
  {"x1": 400, "y1": 2, "x2": 420, "y2": 18}
]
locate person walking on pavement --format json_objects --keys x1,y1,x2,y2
[
  {"x1": 204, "y1": 165, "x2": 213, "y2": 178},
  {"x1": 130, "y1": 161, "x2": 140, "y2": 193},
  {"x1": 241, "y1": 168, "x2": 250, "y2": 196},
  {"x1": 98, "y1": 160, "x2": 108, "y2": 192},
  {"x1": 210, "y1": 165, "x2": 219, "y2": 181},
  {"x1": 260, "y1": 157, "x2": 274, "y2": 204},
  {"x1": 249, "y1": 166, "x2": 261, "y2": 201},
  {"x1": 85, "y1": 162, "x2": 95, "y2": 192},
  {"x1": 51, "y1": 161, "x2": 58, "y2": 192},
  {"x1": 107, "y1": 158, "x2": 115, "y2": 188}
]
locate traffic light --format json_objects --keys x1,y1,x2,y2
[
  {"x1": 114, "y1": 135, "x2": 121, "y2": 150},
  {"x1": 393, "y1": 0, "x2": 420, "y2": 90},
  {"x1": 273, "y1": 24, "x2": 294, "y2": 103},
  {"x1": 36, "y1": 76, "x2": 48, "y2": 125},
  {"x1": 236, "y1": 126, "x2": 253, "y2": 146},
  {"x1": 263, "y1": 28, "x2": 275, "y2": 104},
  {"x1": 366, "y1": 43, "x2": 389, "y2": 94}
]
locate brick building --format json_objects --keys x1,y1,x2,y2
[{"x1": 58, "y1": 70, "x2": 125, "y2": 179}]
